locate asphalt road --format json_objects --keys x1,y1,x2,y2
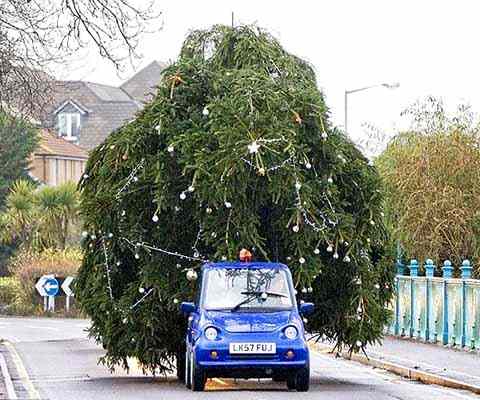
[{"x1": 0, "y1": 316, "x2": 477, "y2": 400}]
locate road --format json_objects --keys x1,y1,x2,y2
[{"x1": 0, "y1": 316, "x2": 477, "y2": 400}]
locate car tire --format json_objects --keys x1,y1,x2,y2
[
  {"x1": 295, "y1": 367, "x2": 310, "y2": 392},
  {"x1": 191, "y1": 353, "x2": 206, "y2": 392},
  {"x1": 286, "y1": 376, "x2": 296, "y2": 390},
  {"x1": 176, "y1": 349, "x2": 186, "y2": 383},
  {"x1": 185, "y1": 347, "x2": 191, "y2": 389}
]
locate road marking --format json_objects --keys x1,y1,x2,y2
[
  {"x1": 0, "y1": 353, "x2": 17, "y2": 399},
  {"x1": 212, "y1": 378, "x2": 229, "y2": 386},
  {"x1": 4, "y1": 341, "x2": 41, "y2": 399}
]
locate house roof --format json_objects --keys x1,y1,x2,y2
[
  {"x1": 36, "y1": 129, "x2": 88, "y2": 159},
  {"x1": 120, "y1": 60, "x2": 167, "y2": 103},
  {"x1": 85, "y1": 82, "x2": 133, "y2": 102}
]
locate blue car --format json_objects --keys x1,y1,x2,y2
[{"x1": 180, "y1": 260, "x2": 314, "y2": 392}]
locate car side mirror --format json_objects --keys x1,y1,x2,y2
[
  {"x1": 299, "y1": 302, "x2": 314, "y2": 316},
  {"x1": 180, "y1": 302, "x2": 195, "y2": 315}
]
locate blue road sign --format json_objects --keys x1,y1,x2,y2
[{"x1": 43, "y1": 278, "x2": 59, "y2": 297}]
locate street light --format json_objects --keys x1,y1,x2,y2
[{"x1": 344, "y1": 82, "x2": 400, "y2": 134}]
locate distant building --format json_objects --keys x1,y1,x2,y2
[
  {"x1": 30, "y1": 129, "x2": 88, "y2": 186},
  {"x1": 42, "y1": 61, "x2": 166, "y2": 151}
]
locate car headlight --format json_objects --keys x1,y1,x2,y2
[
  {"x1": 284, "y1": 326, "x2": 298, "y2": 339},
  {"x1": 204, "y1": 326, "x2": 218, "y2": 341}
]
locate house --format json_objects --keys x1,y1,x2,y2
[
  {"x1": 30, "y1": 129, "x2": 88, "y2": 186},
  {"x1": 42, "y1": 61, "x2": 167, "y2": 151}
]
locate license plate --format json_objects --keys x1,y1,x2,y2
[{"x1": 229, "y1": 342, "x2": 276, "y2": 354}]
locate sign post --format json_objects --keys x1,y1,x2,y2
[
  {"x1": 35, "y1": 275, "x2": 59, "y2": 312},
  {"x1": 61, "y1": 276, "x2": 75, "y2": 312}
]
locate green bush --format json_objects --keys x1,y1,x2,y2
[{"x1": 0, "y1": 276, "x2": 21, "y2": 304}]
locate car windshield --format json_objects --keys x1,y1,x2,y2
[{"x1": 202, "y1": 268, "x2": 294, "y2": 311}]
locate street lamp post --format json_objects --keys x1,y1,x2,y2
[{"x1": 344, "y1": 82, "x2": 400, "y2": 134}]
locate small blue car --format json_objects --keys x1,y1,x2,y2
[{"x1": 181, "y1": 260, "x2": 314, "y2": 392}]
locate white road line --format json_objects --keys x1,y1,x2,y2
[
  {"x1": 0, "y1": 353, "x2": 17, "y2": 399},
  {"x1": 4, "y1": 341, "x2": 41, "y2": 399}
]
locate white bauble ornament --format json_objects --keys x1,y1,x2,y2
[
  {"x1": 188, "y1": 185, "x2": 195, "y2": 192},
  {"x1": 81, "y1": 231, "x2": 88, "y2": 238},
  {"x1": 292, "y1": 225, "x2": 299, "y2": 233},
  {"x1": 370, "y1": 220, "x2": 375, "y2": 226},
  {"x1": 301, "y1": 287, "x2": 307, "y2": 294},
  {"x1": 202, "y1": 106, "x2": 209, "y2": 116},
  {"x1": 193, "y1": 251, "x2": 199, "y2": 258},
  {"x1": 305, "y1": 162, "x2": 312, "y2": 169},
  {"x1": 314, "y1": 248, "x2": 320, "y2": 255},
  {"x1": 211, "y1": 232, "x2": 217, "y2": 238},
  {"x1": 248, "y1": 141, "x2": 260, "y2": 154},
  {"x1": 173, "y1": 298, "x2": 179, "y2": 304},
  {"x1": 108, "y1": 233, "x2": 114, "y2": 238},
  {"x1": 356, "y1": 340, "x2": 363, "y2": 347},
  {"x1": 344, "y1": 255, "x2": 351, "y2": 263},
  {"x1": 374, "y1": 283, "x2": 380, "y2": 289},
  {"x1": 206, "y1": 207, "x2": 213, "y2": 214},
  {"x1": 333, "y1": 252, "x2": 339, "y2": 259},
  {"x1": 133, "y1": 176, "x2": 138, "y2": 182},
  {"x1": 299, "y1": 257, "x2": 306, "y2": 264},
  {"x1": 90, "y1": 234, "x2": 96, "y2": 240},
  {"x1": 180, "y1": 192, "x2": 186, "y2": 200},
  {"x1": 139, "y1": 287, "x2": 145, "y2": 294},
  {"x1": 152, "y1": 214, "x2": 159, "y2": 223},
  {"x1": 83, "y1": 173, "x2": 89, "y2": 179},
  {"x1": 307, "y1": 287, "x2": 313, "y2": 293},
  {"x1": 295, "y1": 181, "x2": 302, "y2": 190},
  {"x1": 186, "y1": 269, "x2": 198, "y2": 281},
  {"x1": 167, "y1": 145, "x2": 174, "y2": 153},
  {"x1": 122, "y1": 317, "x2": 128, "y2": 324},
  {"x1": 327, "y1": 177, "x2": 333, "y2": 184},
  {"x1": 327, "y1": 244, "x2": 333, "y2": 253},
  {"x1": 121, "y1": 210, "x2": 126, "y2": 216},
  {"x1": 356, "y1": 315, "x2": 362, "y2": 320},
  {"x1": 135, "y1": 253, "x2": 140, "y2": 259},
  {"x1": 321, "y1": 132, "x2": 328, "y2": 140},
  {"x1": 116, "y1": 261, "x2": 121, "y2": 266},
  {"x1": 224, "y1": 201, "x2": 232, "y2": 208}
]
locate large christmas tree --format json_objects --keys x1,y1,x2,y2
[{"x1": 76, "y1": 25, "x2": 394, "y2": 374}]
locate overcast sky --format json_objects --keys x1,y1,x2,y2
[{"x1": 61, "y1": 0, "x2": 480, "y2": 146}]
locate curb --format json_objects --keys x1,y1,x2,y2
[
  {"x1": 0, "y1": 352, "x2": 17, "y2": 399},
  {"x1": 310, "y1": 342, "x2": 480, "y2": 395}
]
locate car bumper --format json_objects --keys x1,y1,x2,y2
[{"x1": 193, "y1": 337, "x2": 309, "y2": 378}]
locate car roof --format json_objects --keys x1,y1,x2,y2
[{"x1": 202, "y1": 261, "x2": 289, "y2": 270}]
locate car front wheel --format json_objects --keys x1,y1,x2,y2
[
  {"x1": 191, "y1": 353, "x2": 206, "y2": 391},
  {"x1": 295, "y1": 367, "x2": 310, "y2": 392}
]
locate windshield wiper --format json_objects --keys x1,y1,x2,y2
[
  {"x1": 231, "y1": 291, "x2": 288, "y2": 312},
  {"x1": 240, "y1": 290, "x2": 288, "y2": 298}
]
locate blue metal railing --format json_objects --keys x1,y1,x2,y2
[{"x1": 388, "y1": 258, "x2": 480, "y2": 350}]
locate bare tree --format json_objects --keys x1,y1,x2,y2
[{"x1": 0, "y1": 0, "x2": 161, "y2": 118}]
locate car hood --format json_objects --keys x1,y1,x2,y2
[{"x1": 204, "y1": 310, "x2": 296, "y2": 333}]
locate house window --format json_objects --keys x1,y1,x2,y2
[{"x1": 58, "y1": 113, "x2": 80, "y2": 140}]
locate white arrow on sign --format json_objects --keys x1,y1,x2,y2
[
  {"x1": 62, "y1": 276, "x2": 75, "y2": 297},
  {"x1": 35, "y1": 274, "x2": 55, "y2": 297}
]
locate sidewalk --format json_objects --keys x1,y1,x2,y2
[{"x1": 313, "y1": 335, "x2": 480, "y2": 394}]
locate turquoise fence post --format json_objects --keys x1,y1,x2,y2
[
  {"x1": 425, "y1": 259, "x2": 435, "y2": 341},
  {"x1": 394, "y1": 257, "x2": 405, "y2": 336},
  {"x1": 442, "y1": 260, "x2": 453, "y2": 345},
  {"x1": 460, "y1": 260, "x2": 472, "y2": 347},
  {"x1": 409, "y1": 260, "x2": 419, "y2": 337}
]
